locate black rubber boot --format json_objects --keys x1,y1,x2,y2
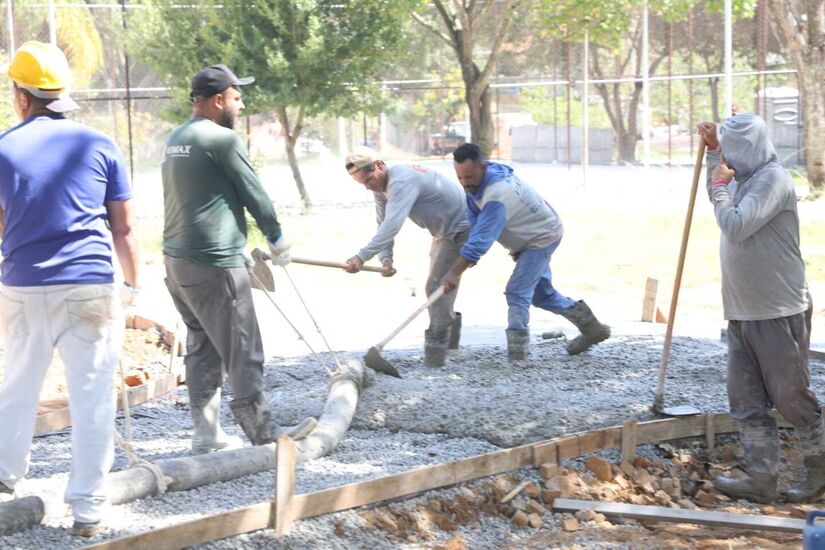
[
  {"x1": 713, "y1": 419, "x2": 779, "y2": 503},
  {"x1": 506, "y1": 328, "x2": 530, "y2": 361},
  {"x1": 424, "y1": 328, "x2": 450, "y2": 367},
  {"x1": 560, "y1": 300, "x2": 610, "y2": 355},
  {"x1": 713, "y1": 472, "x2": 778, "y2": 503},
  {"x1": 230, "y1": 393, "x2": 316, "y2": 444},
  {"x1": 785, "y1": 415, "x2": 825, "y2": 503},
  {"x1": 230, "y1": 392, "x2": 277, "y2": 445},
  {"x1": 448, "y1": 313, "x2": 462, "y2": 350}
]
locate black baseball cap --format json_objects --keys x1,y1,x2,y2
[{"x1": 190, "y1": 64, "x2": 254, "y2": 101}]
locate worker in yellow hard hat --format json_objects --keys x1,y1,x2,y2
[
  {"x1": 4, "y1": 40, "x2": 79, "y2": 113},
  {"x1": 0, "y1": 40, "x2": 140, "y2": 538}
]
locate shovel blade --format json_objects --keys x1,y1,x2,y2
[
  {"x1": 250, "y1": 251, "x2": 275, "y2": 292},
  {"x1": 364, "y1": 347, "x2": 402, "y2": 378}
]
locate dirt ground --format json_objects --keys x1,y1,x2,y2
[
  {"x1": 0, "y1": 324, "x2": 173, "y2": 413},
  {"x1": 357, "y1": 434, "x2": 809, "y2": 549}
]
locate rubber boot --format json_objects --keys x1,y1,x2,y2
[
  {"x1": 190, "y1": 388, "x2": 243, "y2": 455},
  {"x1": 424, "y1": 328, "x2": 450, "y2": 368},
  {"x1": 560, "y1": 300, "x2": 611, "y2": 355},
  {"x1": 448, "y1": 313, "x2": 462, "y2": 350},
  {"x1": 713, "y1": 419, "x2": 779, "y2": 503},
  {"x1": 785, "y1": 414, "x2": 825, "y2": 503},
  {"x1": 506, "y1": 328, "x2": 530, "y2": 361},
  {"x1": 229, "y1": 392, "x2": 317, "y2": 445}
]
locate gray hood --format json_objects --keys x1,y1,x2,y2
[{"x1": 719, "y1": 113, "x2": 777, "y2": 184}]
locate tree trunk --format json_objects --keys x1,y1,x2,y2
[
  {"x1": 467, "y1": 82, "x2": 495, "y2": 158},
  {"x1": 275, "y1": 106, "x2": 311, "y2": 212},
  {"x1": 616, "y1": 131, "x2": 638, "y2": 164},
  {"x1": 799, "y1": 51, "x2": 825, "y2": 194}
]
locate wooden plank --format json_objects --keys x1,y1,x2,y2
[
  {"x1": 532, "y1": 441, "x2": 558, "y2": 467},
  {"x1": 705, "y1": 414, "x2": 716, "y2": 456},
  {"x1": 84, "y1": 503, "x2": 272, "y2": 550},
  {"x1": 621, "y1": 420, "x2": 638, "y2": 463},
  {"x1": 272, "y1": 435, "x2": 296, "y2": 535},
  {"x1": 82, "y1": 414, "x2": 766, "y2": 550},
  {"x1": 555, "y1": 435, "x2": 581, "y2": 461},
  {"x1": 552, "y1": 498, "x2": 805, "y2": 533},
  {"x1": 641, "y1": 277, "x2": 658, "y2": 322},
  {"x1": 34, "y1": 372, "x2": 182, "y2": 436}
]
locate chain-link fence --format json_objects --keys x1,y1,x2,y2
[{"x1": 0, "y1": 1, "x2": 803, "y2": 176}]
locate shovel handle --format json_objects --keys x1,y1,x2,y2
[
  {"x1": 376, "y1": 286, "x2": 446, "y2": 350},
  {"x1": 654, "y1": 137, "x2": 706, "y2": 409},
  {"x1": 291, "y1": 257, "x2": 386, "y2": 273}
]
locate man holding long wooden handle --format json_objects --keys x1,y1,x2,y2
[
  {"x1": 343, "y1": 147, "x2": 470, "y2": 368},
  {"x1": 699, "y1": 114, "x2": 823, "y2": 504}
]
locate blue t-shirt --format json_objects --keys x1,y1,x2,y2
[{"x1": 0, "y1": 114, "x2": 132, "y2": 286}]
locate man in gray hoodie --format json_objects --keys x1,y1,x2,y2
[
  {"x1": 344, "y1": 147, "x2": 469, "y2": 367},
  {"x1": 699, "y1": 113, "x2": 823, "y2": 503}
]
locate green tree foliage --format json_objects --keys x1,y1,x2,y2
[
  {"x1": 413, "y1": 0, "x2": 520, "y2": 158},
  {"x1": 131, "y1": 0, "x2": 421, "y2": 210},
  {"x1": 534, "y1": 0, "x2": 758, "y2": 163}
]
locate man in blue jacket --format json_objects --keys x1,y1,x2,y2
[{"x1": 442, "y1": 143, "x2": 609, "y2": 360}]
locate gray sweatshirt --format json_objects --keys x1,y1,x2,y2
[
  {"x1": 357, "y1": 164, "x2": 469, "y2": 263},
  {"x1": 707, "y1": 113, "x2": 808, "y2": 321}
]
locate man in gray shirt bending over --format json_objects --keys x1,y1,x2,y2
[
  {"x1": 344, "y1": 147, "x2": 469, "y2": 367},
  {"x1": 699, "y1": 113, "x2": 823, "y2": 504}
]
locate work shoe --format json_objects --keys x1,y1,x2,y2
[
  {"x1": 72, "y1": 521, "x2": 102, "y2": 538},
  {"x1": 191, "y1": 388, "x2": 244, "y2": 455},
  {"x1": 560, "y1": 300, "x2": 610, "y2": 355},
  {"x1": 713, "y1": 472, "x2": 777, "y2": 503},
  {"x1": 448, "y1": 313, "x2": 462, "y2": 350},
  {"x1": 505, "y1": 328, "x2": 530, "y2": 361},
  {"x1": 0, "y1": 481, "x2": 14, "y2": 503},
  {"x1": 424, "y1": 328, "x2": 450, "y2": 367}
]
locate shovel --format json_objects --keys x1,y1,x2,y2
[
  {"x1": 364, "y1": 286, "x2": 446, "y2": 378},
  {"x1": 291, "y1": 257, "x2": 387, "y2": 274},
  {"x1": 650, "y1": 138, "x2": 706, "y2": 417}
]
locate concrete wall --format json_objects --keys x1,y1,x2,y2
[{"x1": 511, "y1": 125, "x2": 614, "y2": 164}]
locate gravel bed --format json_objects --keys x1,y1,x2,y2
[{"x1": 2, "y1": 326, "x2": 824, "y2": 549}]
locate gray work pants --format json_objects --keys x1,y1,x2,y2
[
  {"x1": 727, "y1": 304, "x2": 820, "y2": 428},
  {"x1": 164, "y1": 256, "x2": 264, "y2": 407},
  {"x1": 425, "y1": 230, "x2": 468, "y2": 331}
]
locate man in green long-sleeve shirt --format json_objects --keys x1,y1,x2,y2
[{"x1": 163, "y1": 64, "x2": 314, "y2": 454}]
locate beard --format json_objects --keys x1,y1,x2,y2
[{"x1": 220, "y1": 110, "x2": 236, "y2": 130}]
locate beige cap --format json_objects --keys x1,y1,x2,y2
[{"x1": 345, "y1": 146, "x2": 379, "y2": 174}]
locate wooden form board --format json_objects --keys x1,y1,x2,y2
[
  {"x1": 641, "y1": 277, "x2": 658, "y2": 322},
  {"x1": 84, "y1": 410, "x2": 782, "y2": 550},
  {"x1": 34, "y1": 372, "x2": 183, "y2": 437},
  {"x1": 553, "y1": 498, "x2": 805, "y2": 533},
  {"x1": 272, "y1": 436, "x2": 296, "y2": 535}
]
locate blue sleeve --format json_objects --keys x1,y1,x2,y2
[
  {"x1": 466, "y1": 194, "x2": 479, "y2": 226},
  {"x1": 103, "y1": 138, "x2": 132, "y2": 201},
  {"x1": 460, "y1": 201, "x2": 506, "y2": 263}
]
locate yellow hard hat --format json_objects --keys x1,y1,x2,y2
[{"x1": 6, "y1": 40, "x2": 73, "y2": 91}]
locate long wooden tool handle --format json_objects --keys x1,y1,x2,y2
[
  {"x1": 654, "y1": 138, "x2": 707, "y2": 409},
  {"x1": 291, "y1": 257, "x2": 386, "y2": 273},
  {"x1": 376, "y1": 286, "x2": 446, "y2": 350}
]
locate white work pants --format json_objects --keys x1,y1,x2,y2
[{"x1": 0, "y1": 283, "x2": 121, "y2": 523}]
